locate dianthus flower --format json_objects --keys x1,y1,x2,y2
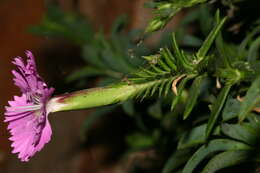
[{"x1": 4, "y1": 51, "x2": 54, "y2": 162}]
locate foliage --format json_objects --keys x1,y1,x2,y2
[
  {"x1": 31, "y1": 1, "x2": 260, "y2": 172},
  {"x1": 144, "y1": 0, "x2": 208, "y2": 33},
  {"x1": 29, "y1": 5, "x2": 93, "y2": 45}
]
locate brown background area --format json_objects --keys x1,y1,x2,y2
[{"x1": 0, "y1": 0, "x2": 45, "y2": 164}]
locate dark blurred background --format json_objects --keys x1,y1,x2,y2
[{"x1": 0, "y1": 0, "x2": 181, "y2": 172}]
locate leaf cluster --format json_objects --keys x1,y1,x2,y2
[
  {"x1": 30, "y1": 2, "x2": 260, "y2": 173},
  {"x1": 30, "y1": 6, "x2": 149, "y2": 87}
]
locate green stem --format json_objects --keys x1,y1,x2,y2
[{"x1": 47, "y1": 79, "x2": 167, "y2": 113}]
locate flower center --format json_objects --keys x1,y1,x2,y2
[
  {"x1": 8, "y1": 93, "x2": 43, "y2": 113},
  {"x1": 8, "y1": 104, "x2": 42, "y2": 113},
  {"x1": 27, "y1": 92, "x2": 42, "y2": 104}
]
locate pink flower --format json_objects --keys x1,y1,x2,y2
[{"x1": 4, "y1": 51, "x2": 54, "y2": 162}]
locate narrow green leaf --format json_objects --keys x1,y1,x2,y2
[
  {"x1": 182, "y1": 34, "x2": 203, "y2": 47},
  {"x1": 142, "y1": 86, "x2": 153, "y2": 100},
  {"x1": 151, "y1": 64, "x2": 167, "y2": 74},
  {"x1": 172, "y1": 33, "x2": 193, "y2": 70},
  {"x1": 221, "y1": 123, "x2": 257, "y2": 145},
  {"x1": 143, "y1": 55, "x2": 159, "y2": 63},
  {"x1": 83, "y1": 44, "x2": 108, "y2": 68},
  {"x1": 183, "y1": 75, "x2": 205, "y2": 119},
  {"x1": 142, "y1": 68, "x2": 158, "y2": 76},
  {"x1": 159, "y1": 80, "x2": 168, "y2": 97},
  {"x1": 216, "y1": 32, "x2": 231, "y2": 68},
  {"x1": 206, "y1": 85, "x2": 232, "y2": 139},
  {"x1": 178, "y1": 124, "x2": 207, "y2": 149},
  {"x1": 165, "y1": 47, "x2": 177, "y2": 63},
  {"x1": 238, "y1": 75, "x2": 260, "y2": 122},
  {"x1": 165, "y1": 77, "x2": 176, "y2": 96},
  {"x1": 162, "y1": 149, "x2": 191, "y2": 173},
  {"x1": 199, "y1": 5, "x2": 214, "y2": 35},
  {"x1": 252, "y1": 61, "x2": 260, "y2": 74},
  {"x1": 101, "y1": 43, "x2": 135, "y2": 73},
  {"x1": 171, "y1": 75, "x2": 194, "y2": 111},
  {"x1": 182, "y1": 139, "x2": 251, "y2": 173},
  {"x1": 161, "y1": 48, "x2": 177, "y2": 71},
  {"x1": 201, "y1": 150, "x2": 249, "y2": 173},
  {"x1": 246, "y1": 113, "x2": 260, "y2": 129},
  {"x1": 178, "y1": 124, "x2": 220, "y2": 149},
  {"x1": 180, "y1": 50, "x2": 193, "y2": 69},
  {"x1": 145, "y1": 16, "x2": 174, "y2": 33},
  {"x1": 196, "y1": 16, "x2": 227, "y2": 60},
  {"x1": 222, "y1": 98, "x2": 241, "y2": 121},
  {"x1": 129, "y1": 77, "x2": 147, "y2": 82},
  {"x1": 248, "y1": 37, "x2": 260, "y2": 64},
  {"x1": 135, "y1": 71, "x2": 153, "y2": 78},
  {"x1": 172, "y1": 33, "x2": 183, "y2": 61},
  {"x1": 151, "y1": 81, "x2": 161, "y2": 96},
  {"x1": 158, "y1": 59, "x2": 172, "y2": 72},
  {"x1": 239, "y1": 26, "x2": 260, "y2": 56}
]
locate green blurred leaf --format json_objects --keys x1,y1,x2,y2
[
  {"x1": 162, "y1": 149, "x2": 191, "y2": 173},
  {"x1": 221, "y1": 123, "x2": 258, "y2": 145},
  {"x1": 145, "y1": 0, "x2": 208, "y2": 33},
  {"x1": 111, "y1": 15, "x2": 128, "y2": 35},
  {"x1": 222, "y1": 98, "x2": 241, "y2": 121},
  {"x1": 126, "y1": 132, "x2": 156, "y2": 149},
  {"x1": 29, "y1": 5, "x2": 93, "y2": 45},
  {"x1": 246, "y1": 113, "x2": 260, "y2": 129},
  {"x1": 182, "y1": 139, "x2": 251, "y2": 173},
  {"x1": 238, "y1": 75, "x2": 260, "y2": 122},
  {"x1": 181, "y1": 34, "x2": 203, "y2": 47},
  {"x1": 79, "y1": 22, "x2": 145, "y2": 81},
  {"x1": 216, "y1": 31, "x2": 232, "y2": 68},
  {"x1": 206, "y1": 85, "x2": 232, "y2": 139},
  {"x1": 184, "y1": 75, "x2": 205, "y2": 119},
  {"x1": 178, "y1": 124, "x2": 220, "y2": 149},
  {"x1": 148, "y1": 100, "x2": 163, "y2": 119},
  {"x1": 97, "y1": 77, "x2": 119, "y2": 87},
  {"x1": 199, "y1": 5, "x2": 214, "y2": 35},
  {"x1": 122, "y1": 100, "x2": 135, "y2": 116},
  {"x1": 252, "y1": 61, "x2": 260, "y2": 74},
  {"x1": 239, "y1": 26, "x2": 260, "y2": 56},
  {"x1": 201, "y1": 150, "x2": 249, "y2": 173},
  {"x1": 178, "y1": 124, "x2": 207, "y2": 149},
  {"x1": 172, "y1": 33, "x2": 194, "y2": 71},
  {"x1": 248, "y1": 37, "x2": 260, "y2": 64},
  {"x1": 66, "y1": 66, "x2": 105, "y2": 82},
  {"x1": 196, "y1": 14, "x2": 226, "y2": 60},
  {"x1": 171, "y1": 75, "x2": 195, "y2": 111}
]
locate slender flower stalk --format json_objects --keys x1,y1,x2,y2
[
  {"x1": 4, "y1": 51, "x2": 54, "y2": 162},
  {"x1": 47, "y1": 80, "x2": 165, "y2": 113}
]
